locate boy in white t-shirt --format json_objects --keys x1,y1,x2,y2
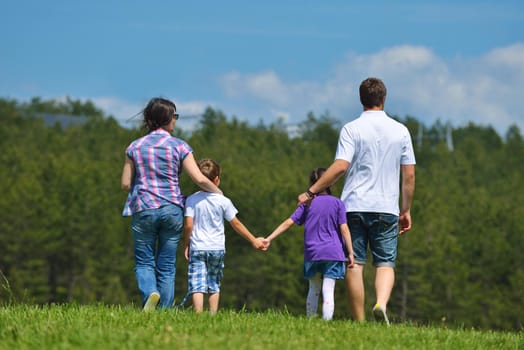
[{"x1": 183, "y1": 158, "x2": 267, "y2": 314}]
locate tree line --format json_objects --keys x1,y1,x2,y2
[{"x1": 0, "y1": 97, "x2": 522, "y2": 331}]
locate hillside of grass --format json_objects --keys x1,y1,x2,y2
[{"x1": 0, "y1": 305, "x2": 521, "y2": 349}]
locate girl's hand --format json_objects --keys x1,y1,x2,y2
[{"x1": 347, "y1": 252, "x2": 355, "y2": 268}]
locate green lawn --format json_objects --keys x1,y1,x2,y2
[{"x1": 0, "y1": 304, "x2": 521, "y2": 349}]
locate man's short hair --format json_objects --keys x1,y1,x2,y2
[{"x1": 360, "y1": 77, "x2": 387, "y2": 109}]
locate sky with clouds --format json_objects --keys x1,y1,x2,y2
[{"x1": 1, "y1": 0, "x2": 523, "y2": 135}]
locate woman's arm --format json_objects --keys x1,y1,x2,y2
[
  {"x1": 182, "y1": 153, "x2": 223, "y2": 194},
  {"x1": 121, "y1": 156, "x2": 135, "y2": 191}
]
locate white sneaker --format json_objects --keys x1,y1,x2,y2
[
  {"x1": 143, "y1": 292, "x2": 160, "y2": 312},
  {"x1": 372, "y1": 303, "x2": 390, "y2": 326}
]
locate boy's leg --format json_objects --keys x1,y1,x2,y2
[
  {"x1": 345, "y1": 264, "x2": 365, "y2": 321},
  {"x1": 206, "y1": 250, "x2": 225, "y2": 314},
  {"x1": 188, "y1": 250, "x2": 208, "y2": 313},
  {"x1": 306, "y1": 274, "x2": 322, "y2": 317},
  {"x1": 321, "y1": 277, "x2": 336, "y2": 321},
  {"x1": 208, "y1": 293, "x2": 220, "y2": 315},
  {"x1": 192, "y1": 293, "x2": 204, "y2": 313}
]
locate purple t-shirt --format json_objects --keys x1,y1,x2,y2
[{"x1": 290, "y1": 194, "x2": 347, "y2": 262}]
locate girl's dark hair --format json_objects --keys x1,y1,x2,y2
[
  {"x1": 142, "y1": 97, "x2": 176, "y2": 133},
  {"x1": 310, "y1": 167, "x2": 331, "y2": 195}
]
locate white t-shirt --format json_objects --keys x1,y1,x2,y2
[
  {"x1": 184, "y1": 191, "x2": 238, "y2": 251},
  {"x1": 335, "y1": 110, "x2": 416, "y2": 215}
]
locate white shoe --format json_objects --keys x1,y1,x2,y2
[
  {"x1": 143, "y1": 292, "x2": 160, "y2": 312},
  {"x1": 372, "y1": 303, "x2": 390, "y2": 326}
]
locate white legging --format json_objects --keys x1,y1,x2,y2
[{"x1": 306, "y1": 274, "x2": 336, "y2": 320}]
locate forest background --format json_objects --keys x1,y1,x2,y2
[{"x1": 0, "y1": 97, "x2": 522, "y2": 331}]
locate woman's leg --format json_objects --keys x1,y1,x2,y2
[
  {"x1": 132, "y1": 210, "x2": 159, "y2": 307},
  {"x1": 156, "y1": 204, "x2": 183, "y2": 308}
]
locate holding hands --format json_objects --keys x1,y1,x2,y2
[{"x1": 252, "y1": 237, "x2": 270, "y2": 251}]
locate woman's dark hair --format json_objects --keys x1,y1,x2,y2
[
  {"x1": 142, "y1": 97, "x2": 177, "y2": 133},
  {"x1": 310, "y1": 167, "x2": 331, "y2": 195}
]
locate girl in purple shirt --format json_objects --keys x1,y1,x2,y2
[{"x1": 265, "y1": 168, "x2": 354, "y2": 320}]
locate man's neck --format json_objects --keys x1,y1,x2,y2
[{"x1": 363, "y1": 106, "x2": 383, "y2": 111}]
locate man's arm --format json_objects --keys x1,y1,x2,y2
[
  {"x1": 297, "y1": 159, "x2": 349, "y2": 205},
  {"x1": 399, "y1": 164, "x2": 415, "y2": 235}
]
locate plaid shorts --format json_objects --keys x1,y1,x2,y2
[{"x1": 188, "y1": 250, "x2": 225, "y2": 294}]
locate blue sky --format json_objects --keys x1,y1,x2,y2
[{"x1": 1, "y1": 0, "x2": 523, "y2": 135}]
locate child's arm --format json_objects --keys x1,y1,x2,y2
[
  {"x1": 340, "y1": 223, "x2": 354, "y2": 268},
  {"x1": 229, "y1": 217, "x2": 266, "y2": 250},
  {"x1": 266, "y1": 218, "x2": 295, "y2": 246},
  {"x1": 183, "y1": 216, "x2": 193, "y2": 261}
]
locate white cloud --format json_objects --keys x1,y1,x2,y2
[
  {"x1": 89, "y1": 96, "x2": 211, "y2": 131},
  {"x1": 218, "y1": 44, "x2": 524, "y2": 135},
  {"x1": 89, "y1": 96, "x2": 144, "y2": 125}
]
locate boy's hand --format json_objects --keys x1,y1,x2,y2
[
  {"x1": 253, "y1": 237, "x2": 269, "y2": 251},
  {"x1": 258, "y1": 237, "x2": 270, "y2": 251},
  {"x1": 184, "y1": 246, "x2": 190, "y2": 261}
]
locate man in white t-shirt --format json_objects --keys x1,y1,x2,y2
[
  {"x1": 297, "y1": 77, "x2": 416, "y2": 325},
  {"x1": 183, "y1": 158, "x2": 267, "y2": 314}
]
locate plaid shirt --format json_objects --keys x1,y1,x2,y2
[{"x1": 122, "y1": 129, "x2": 192, "y2": 216}]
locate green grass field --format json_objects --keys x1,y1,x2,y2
[{"x1": 0, "y1": 304, "x2": 522, "y2": 349}]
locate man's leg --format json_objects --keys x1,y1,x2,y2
[
  {"x1": 345, "y1": 264, "x2": 365, "y2": 321},
  {"x1": 375, "y1": 266, "x2": 395, "y2": 309}
]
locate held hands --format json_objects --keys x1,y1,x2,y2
[{"x1": 252, "y1": 237, "x2": 270, "y2": 251}]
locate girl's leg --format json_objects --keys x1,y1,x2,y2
[
  {"x1": 322, "y1": 277, "x2": 336, "y2": 320},
  {"x1": 306, "y1": 274, "x2": 322, "y2": 317}
]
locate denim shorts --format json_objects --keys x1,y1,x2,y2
[
  {"x1": 188, "y1": 250, "x2": 225, "y2": 294},
  {"x1": 347, "y1": 212, "x2": 399, "y2": 267},
  {"x1": 303, "y1": 261, "x2": 346, "y2": 280}
]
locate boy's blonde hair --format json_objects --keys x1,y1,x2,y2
[{"x1": 197, "y1": 158, "x2": 221, "y2": 182}]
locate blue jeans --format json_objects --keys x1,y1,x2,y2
[
  {"x1": 347, "y1": 212, "x2": 399, "y2": 268},
  {"x1": 132, "y1": 204, "x2": 183, "y2": 308}
]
